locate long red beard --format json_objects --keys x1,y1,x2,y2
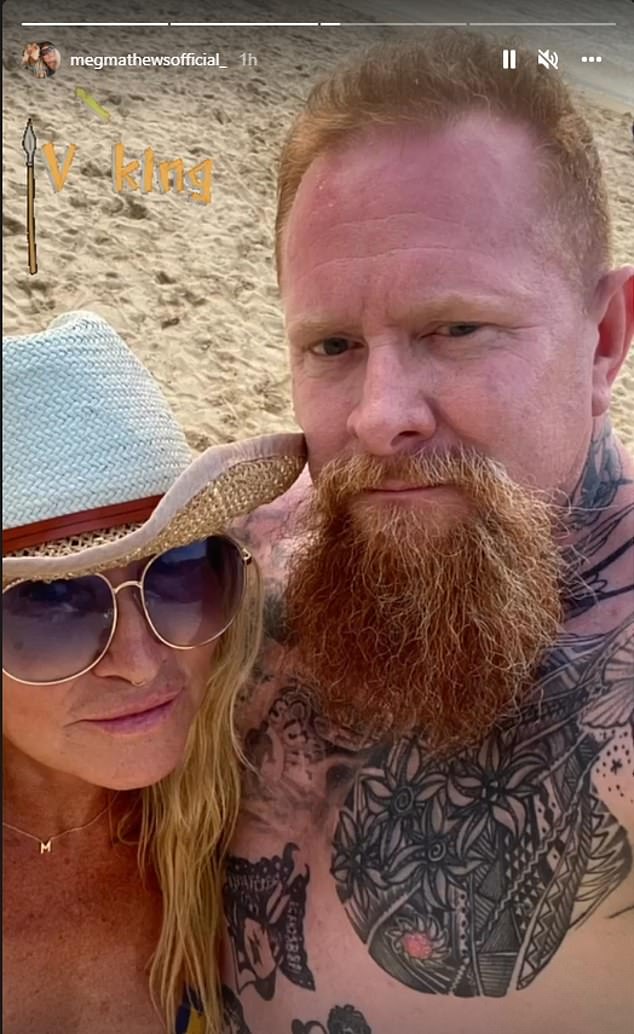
[{"x1": 284, "y1": 450, "x2": 565, "y2": 753}]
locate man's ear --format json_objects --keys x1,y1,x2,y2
[{"x1": 591, "y1": 266, "x2": 634, "y2": 417}]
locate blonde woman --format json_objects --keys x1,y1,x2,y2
[
  {"x1": 21, "y1": 41, "x2": 46, "y2": 78},
  {"x1": 2, "y1": 312, "x2": 305, "y2": 1034}
]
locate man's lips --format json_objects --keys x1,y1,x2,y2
[
  {"x1": 367, "y1": 481, "x2": 432, "y2": 492},
  {"x1": 364, "y1": 481, "x2": 452, "y2": 492}
]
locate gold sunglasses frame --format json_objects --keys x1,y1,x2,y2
[{"x1": 2, "y1": 535, "x2": 252, "y2": 686}]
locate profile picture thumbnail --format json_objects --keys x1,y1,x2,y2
[{"x1": 22, "y1": 41, "x2": 62, "y2": 79}]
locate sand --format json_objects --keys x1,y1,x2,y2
[{"x1": 3, "y1": 0, "x2": 633, "y2": 452}]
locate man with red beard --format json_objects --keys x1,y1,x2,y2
[{"x1": 221, "y1": 32, "x2": 634, "y2": 1034}]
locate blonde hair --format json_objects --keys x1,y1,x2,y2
[
  {"x1": 276, "y1": 31, "x2": 612, "y2": 294},
  {"x1": 119, "y1": 560, "x2": 263, "y2": 1033}
]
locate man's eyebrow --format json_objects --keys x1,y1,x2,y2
[
  {"x1": 399, "y1": 291, "x2": 535, "y2": 323},
  {"x1": 287, "y1": 316, "x2": 349, "y2": 342},
  {"x1": 287, "y1": 292, "x2": 535, "y2": 340}
]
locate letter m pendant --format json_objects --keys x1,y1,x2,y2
[{"x1": 40, "y1": 840, "x2": 52, "y2": 854}]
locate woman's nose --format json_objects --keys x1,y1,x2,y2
[{"x1": 92, "y1": 584, "x2": 167, "y2": 686}]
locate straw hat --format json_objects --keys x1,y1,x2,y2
[{"x1": 2, "y1": 311, "x2": 306, "y2": 585}]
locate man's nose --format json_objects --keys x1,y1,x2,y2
[
  {"x1": 92, "y1": 585, "x2": 167, "y2": 686},
  {"x1": 346, "y1": 341, "x2": 437, "y2": 456}
]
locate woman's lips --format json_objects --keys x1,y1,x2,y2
[{"x1": 83, "y1": 694, "x2": 181, "y2": 734}]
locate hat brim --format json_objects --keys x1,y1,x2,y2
[{"x1": 3, "y1": 433, "x2": 306, "y2": 584}]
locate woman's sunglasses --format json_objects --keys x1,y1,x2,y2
[{"x1": 2, "y1": 535, "x2": 251, "y2": 686}]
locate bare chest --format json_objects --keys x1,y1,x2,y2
[
  {"x1": 220, "y1": 837, "x2": 633, "y2": 1034},
  {"x1": 3, "y1": 846, "x2": 164, "y2": 1034},
  {"x1": 222, "y1": 611, "x2": 634, "y2": 1034}
]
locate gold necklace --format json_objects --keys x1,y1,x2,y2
[{"x1": 3, "y1": 792, "x2": 119, "y2": 854}]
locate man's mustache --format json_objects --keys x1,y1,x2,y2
[{"x1": 314, "y1": 447, "x2": 511, "y2": 500}]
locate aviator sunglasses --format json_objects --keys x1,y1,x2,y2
[{"x1": 2, "y1": 535, "x2": 251, "y2": 685}]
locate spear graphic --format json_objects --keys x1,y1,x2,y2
[{"x1": 22, "y1": 118, "x2": 38, "y2": 275}]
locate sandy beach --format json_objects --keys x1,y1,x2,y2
[{"x1": 3, "y1": 0, "x2": 633, "y2": 452}]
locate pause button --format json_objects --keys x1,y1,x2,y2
[{"x1": 502, "y1": 49, "x2": 517, "y2": 69}]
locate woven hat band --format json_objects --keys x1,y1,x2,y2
[{"x1": 3, "y1": 495, "x2": 163, "y2": 555}]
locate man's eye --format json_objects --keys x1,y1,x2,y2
[
  {"x1": 441, "y1": 323, "x2": 482, "y2": 337},
  {"x1": 313, "y1": 337, "x2": 351, "y2": 357}
]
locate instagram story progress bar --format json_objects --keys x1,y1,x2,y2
[{"x1": 21, "y1": 20, "x2": 618, "y2": 27}]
